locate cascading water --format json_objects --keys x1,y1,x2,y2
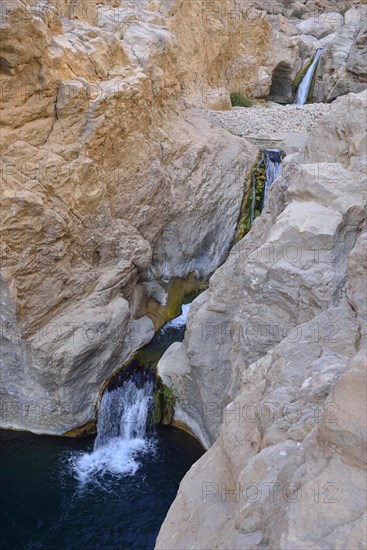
[
  {"x1": 161, "y1": 303, "x2": 191, "y2": 331},
  {"x1": 71, "y1": 302, "x2": 194, "y2": 485},
  {"x1": 294, "y1": 48, "x2": 324, "y2": 105},
  {"x1": 262, "y1": 149, "x2": 283, "y2": 206},
  {"x1": 251, "y1": 149, "x2": 283, "y2": 223},
  {"x1": 72, "y1": 378, "x2": 155, "y2": 484}
]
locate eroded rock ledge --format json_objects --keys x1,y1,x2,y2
[{"x1": 156, "y1": 91, "x2": 367, "y2": 549}]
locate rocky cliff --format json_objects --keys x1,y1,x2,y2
[
  {"x1": 10, "y1": 0, "x2": 361, "y2": 435},
  {"x1": 2, "y1": 0, "x2": 269, "y2": 434},
  {"x1": 1, "y1": 0, "x2": 366, "y2": 546},
  {"x1": 157, "y1": 90, "x2": 367, "y2": 548}
]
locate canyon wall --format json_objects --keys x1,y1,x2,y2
[
  {"x1": 3, "y1": 0, "x2": 282, "y2": 434},
  {"x1": 157, "y1": 90, "x2": 367, "y2": 548},
  {"x1": 3, "y1": 0, "x2": 322, "y2": 435},
  {"x1": 1, "y1": 0, "x2": 366, "y2": 500}
]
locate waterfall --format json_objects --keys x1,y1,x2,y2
[
  {"x1": 161, "y1": 303, "x2": 191, "y2": 331},
  {"x1": 95, "y1": 379, "x2": 153, "y2": 447},
  {"x1": 251, "y1": 149, "x2": 283, "y2": 223},
  {"x1": 72, "y1": 378, "x2": 155, "y2": 484},
  {"x1": 294, "y1": 48, "x2": 324, "y2": 105},
  {"x1": 262, "y1": 149, "x2": 283, "y2": 206}
]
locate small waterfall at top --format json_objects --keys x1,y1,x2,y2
[
  {"x1": 251, "y1": 149, "x2": 283, "y2": 224},
  {"x1": 294, "y1": 48, "x2": 324, "y2": 105},
  {"x1": 161, "y1": 303, "x2": 191, "y2": 332},
  {"x1": 72, "y1": 377, "x2": 155, "y2": 484}
]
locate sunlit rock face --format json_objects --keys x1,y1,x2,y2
[
  {"x1": 1, "y1": 0, "x2": 366, "y2": 548},
  {"x1": 2, "y1": 0, "x2": 273, "y2": 434},
  {"x1": 156, "y1": 90, "x2": 367, "y2": 549}
]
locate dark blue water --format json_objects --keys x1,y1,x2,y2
[{"x1": 0, "y1": 426, "x2": 203, "y2": 550}]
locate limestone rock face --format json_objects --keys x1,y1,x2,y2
[
  {"x1": 299, "y1": 90, "x2": 367, "y2": 169},
  {"x1": 150, "y1": 117, "x2": 257, "y2": 279},
  {"x1": 296, "y1": 16, "x2": 340, "y2": 39},
  {"x1": 266, "y1": 27, "x2": 300, "y2": 102},
  {"x1": 314, "y1": 6, "x2": 367, "y2": 101},
  {"x1": 1, "y1": 0, "x2": 262, "y2": 434},
  {"x1": 156, "y1": 91, "x2": 367, "y2": 549}
]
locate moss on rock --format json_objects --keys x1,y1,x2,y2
[
  {"x1": 154, "y1": 376, "x2": 176, "y2": 425},
  {"x1": 235, "y1": 152, "x2": 267, "y2": 241},
  {"x1": 307, "y1": 69, "x2": 318, "y2": 103},
  {"x1": 294, "y1": 55, "x2": 315, "y2": 92},
  {"x1": 138, "y1": 273, "x2": 208, "y2": 331},
  {"x1": 153, "y1": 390, "x2": 162, "y2": 424}
]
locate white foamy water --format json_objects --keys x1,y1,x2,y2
[
  {"x1": 163, "y1": 303, "x2": 191, "y2": 330},
  {"x1": 71, "y1": 380, "x2": 154, "y2": 484}
]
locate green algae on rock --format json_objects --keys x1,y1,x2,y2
[{"x1": 154, "y1": 378, "x2": 176, "y2": 425}]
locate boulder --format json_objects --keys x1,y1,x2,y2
[
  {"x1": 293, "y1": 33, "x2": 319, "y2": 58},
  {"x1": 296, "y1": 17, "x2": 336, "y2": 39},
  {"x1": 318, "y1": 12, "x2": 344, "y2": 32}
]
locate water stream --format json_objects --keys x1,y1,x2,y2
[
  {"x1": 294, "y1": 48, "x2": 324, "y2": 105},
  {"x1": 262, "y1": 149, "x2": 283, "y2": 206},
  {"x1": 161, "y1": 303, "x2": 190, "y2": 331},
  {"x1": 251, "y1": 148, "x2": 284, "y2": 224},
  {"x1": 72, "y1": 378, "x2": 155, "y2": 484}
]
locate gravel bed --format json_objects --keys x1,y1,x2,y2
[{"x1": 190, "y1": 102, "x2": 331, "y2": 136}]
